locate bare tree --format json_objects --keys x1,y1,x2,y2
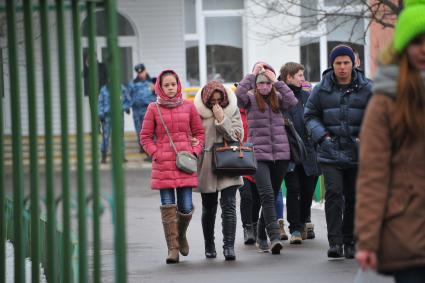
[{"x1": 246, "y1": 0, "x2": 403, "y2": 41}]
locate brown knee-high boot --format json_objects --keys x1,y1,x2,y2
[
  {"x1": 160, "y1": 204, "x2": 179, "y2": 264},
  {"x1": 177, "y1": 207, "x2": 194, "y2": 256}
]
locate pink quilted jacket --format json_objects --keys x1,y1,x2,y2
[{"x1": 140, "y1": 101, "x2": 205, "y2": 189}]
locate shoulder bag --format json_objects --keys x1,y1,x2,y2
[
  {"x1": 156, "y1": 103, "x2": 198, "y2": 174},
  {"x1": 284, "y1": 117, "x2": 307, "y2": 164}
]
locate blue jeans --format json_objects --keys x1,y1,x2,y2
[
  {"x1": 275, "y1": 189, "x2": 284, "y2": 219},
  {"x1": 160, "y1": 187, "x2": 193, "y2": 214},
  {"x1": 394, "y1": 267, "x2": 425, "y2": 283}
]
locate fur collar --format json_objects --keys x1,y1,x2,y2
[{"x1": 194, "y1": 86, "x2": 238, "y2": 118}]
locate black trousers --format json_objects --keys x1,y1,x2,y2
[
  {"x1": 254, "y1": 160, "x2": 288, "y2": 240},
  {"x1": 238, "y1": 178, "x2": 261, "y2": 227},
  {"x1": 285, "y1": 165, "x2": 318, "y2": 233},
  {"x1": 320, "y1": 163, "x2": 357, "y2": 245},
  {"x1": 201, "y1": 186, "x2": 238, "y2": 247}
]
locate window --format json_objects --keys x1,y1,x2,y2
[
  {"x1": 186, "y1": 41, "x2": 200, "y2": 86},
  {"x1": 299, "y1": 3, "x2": 366, "y2": 81},
  {"x1": 300, "y1": 0, "x2": 318, "y2": 31},
  {"x1": 185, "y1": 0, "x2": 197, "y2": 34},
  {"x1": 300, "y1": 38, "x2": 320, "y2": 82},
  {"x1": 81, "y1": 10, "x2": 135, "y2": 37},
  {"x1": 202, "y1": 0, "x2": 244, "y2": 10},
  {"x1": 205, "y1": 17, "x2": 242, "y2": 83},
  {"x1": 184, "y1": 0, "x2": 244, "y2": 86},
  {"x1": 324, "y1": 0, "x2": 361, "y2": 6}
]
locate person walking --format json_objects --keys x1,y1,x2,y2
[
  {"x1": 280, "y1": 62, "x2": 320, "y2": 245},
  {"x1": 236, "y1": 62, "x2": 297, "y2": 254},
  {"x1": 127, "y1": 63, "x2": 156, "y2": 153},
  {"x1": 355, "y1": 1, "x2": 425, "y2": 281},
  {"x1": 98, "y1": 84, "x2": 131, "y2": 163},
  {"x1": 140, "y1": 70, "x2": 205, "y2": 264},
  {"x1": 238, "y1": 108, "x2": 261, "y2": 245},
  {"x1": 194, "y1": 80, "x2": 244, "y2": 260},
  {"x1": 304, "y1": 45, "x2": 372, "y2": 258}
]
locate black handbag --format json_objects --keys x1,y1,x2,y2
[
  {"x1": 284, "y1": 117, "x2": 307, "y2": 164},
  {"x1": 212, "y1": 137, "x2": 257, "y2": 176}
]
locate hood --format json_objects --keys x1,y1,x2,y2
[
  {"x1": 194, "y1": 86, "x2": 238, "y2": 119},
  {"x1": 154, "y1": 69, "x2": 182, "y2": 101},
  {"x1": 372, "y1": 64, "x2": 399, "y2": 98},
  {"x1": 373, "y1": 64, "x2": 425, "y2": 98}
]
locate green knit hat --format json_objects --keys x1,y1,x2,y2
[{"x1": 394, "y1": 0, "x2": 425, "y2": 53}]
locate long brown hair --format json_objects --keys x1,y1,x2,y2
[
  {"x1": 380, "y1": 44, "x2": 425, "y2": 147},
  {"x1": 254, "y1": 87, "x2": 280, "y2": 113}
]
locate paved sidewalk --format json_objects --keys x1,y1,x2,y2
[{"x1": 95, "y1": 168, "x2": 395, "y2": 283}]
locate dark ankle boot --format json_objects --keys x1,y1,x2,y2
[
  {"x1": 202, "y1": 204, "x2": 217, "y2": 258},
  {"x1": 243, "y1": 224, "x2": 256, "y2": 245},
  {"x1": 101, "y1": 153, "x2": 107, "y2": 164},
  {"x1": 266, "y1": 222, "x2": 283, "y2": 254},
  {"x1": 221, "y1": 196, "x2": 236, "y2": 261}
]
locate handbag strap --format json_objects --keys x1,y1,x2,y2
[{"x1": 155, "y1": 103, "x2": 178, "y2": 154}]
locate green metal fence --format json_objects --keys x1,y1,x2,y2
[{"x1": 1, "y1": 1, "x2": 127, "y2": 282}]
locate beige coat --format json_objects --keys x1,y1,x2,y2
[
  {"x1": 194, "y1": 87, "x2": 244, "y2": 193},
  {"x1": 355, "y1": 94, "x2": 425, "y2": 273}
]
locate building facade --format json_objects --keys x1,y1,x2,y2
[{"x1": 0, "y1": 0, "x2": 392, "y2": 135}]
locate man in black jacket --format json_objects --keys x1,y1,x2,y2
[{"x1": 304, "y1": 45, "x2": 372, "y2": 259}]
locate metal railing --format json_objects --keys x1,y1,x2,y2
[{"x1": 1, "y1": 1, "x2": 127, "y2": 282}]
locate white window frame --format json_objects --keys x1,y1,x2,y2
[
  {"x1": 184, "y1": 0, "x2": 243, "y2": 86},
  {"x1": 301, "y1": 0, "x2": 370, "y2": 80}
]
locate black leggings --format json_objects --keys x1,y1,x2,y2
[
  {"x1": 254, "y1": 160, "x2": 288, "y2": 232},
  {"x1": 238, "y1": 178, "x2": 261, "y2": 227}
]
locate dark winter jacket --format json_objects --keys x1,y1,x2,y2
[
  {"x1": 236, "y1": 74, "x2": 298, "y2": 161},
  {"x1": 304, "y1": 68, "x2": 373, "y2": 167},
  {"x1": 284, "y1": 85, "x2": 319, "y2": 176}
]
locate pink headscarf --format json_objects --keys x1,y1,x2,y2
[{"x1": 155, "y1": 69, "x2": 184, "y2": 108}]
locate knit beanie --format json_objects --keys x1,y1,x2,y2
[
  {"x1": 256, "y1": 69, "x2": 276, "y2": 84},
  {"x1": 329, "y1": 45, "x2": 355, "y2": 67},
  {"x1": 394, "y1": 0, "x2": 425, "y2": 53}
]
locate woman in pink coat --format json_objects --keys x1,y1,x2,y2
[{"x1": 140, "y1": 70, "x2": 205, "y2": 264}]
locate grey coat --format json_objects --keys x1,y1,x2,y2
[{"x1": 194, "y1": 87, "x2": 244, "y2": 194}]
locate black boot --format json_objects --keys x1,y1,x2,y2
[
  {"x1": 266, "y1": 222, "x2": 283, "y2": 254},
  {"x1": 328, "y1": 244, "x2": 344, "y2": 258},
  {"x1": 202, "y1": 204, "x2": 217, "y2": 259},
  {"x1": 101, "y1": 152, "x2": 107, "y2": 164},
  {"x1": 344, "y1": 242, "x2": 355, "y2": 259},
  {"x1": 221, "y1": 196, "x2": 236, "y2": 261},
  {"x1": 256, "y1": 217, "x2": 269, "y2": 252},
  {"x1": 243, "y1": 224, "x2": 256, "y2": 245}
]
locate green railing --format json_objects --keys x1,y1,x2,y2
[{"x1": 1, "y1": 1, "x2": 127, "y2": 282}]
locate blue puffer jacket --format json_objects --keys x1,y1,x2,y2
[
  {"x1": 284, "y1": 85, "x2": 320, "y2": 176},
  {"x1": 127, "y1": 78, "x2": 156, "y2": 108},
  {"x1": 98, "y1": 84, "x2": 131, "y2": 119},
  {"x1": 304, "y1": 68, "x2": 373, "y2": 167}
]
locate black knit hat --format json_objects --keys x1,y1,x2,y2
[{"x1": 329, "y1": 45, "x2": 355, "y2": 67}]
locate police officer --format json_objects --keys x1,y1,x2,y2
[
  {"x1": 127, "y1": 63, "x2": 156, "y2": 153},
  {"x1": 98, "y1": 84, "x2": 132, "y2": 163}
]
